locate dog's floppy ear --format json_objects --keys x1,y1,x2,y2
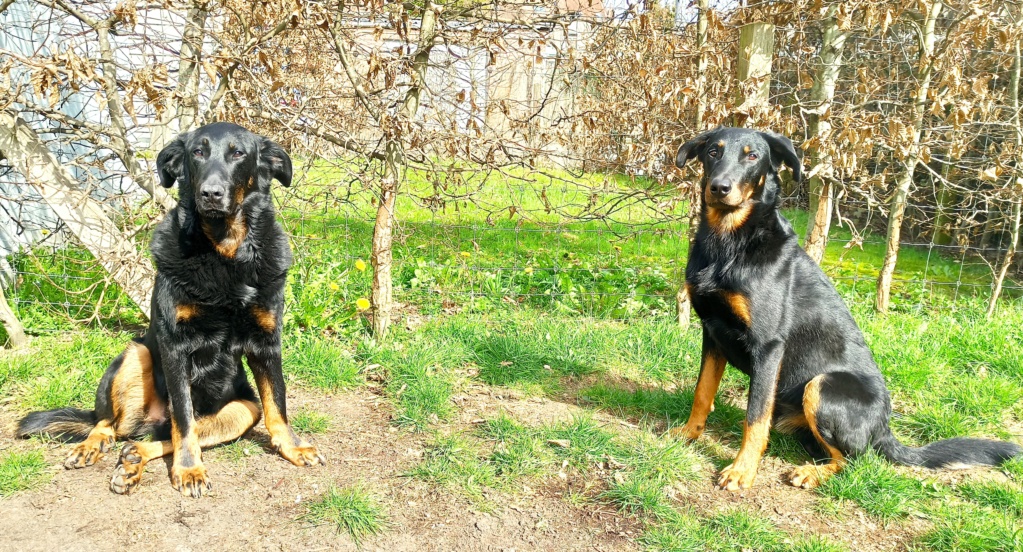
[
  {"x1": 260, "y1": 137, "x2": 293, "y2": 187},
  {"x1": 759, "y1": 131, "x2": 803, "y2": 183},
  {"x1": 156, "y1": 133, "x2": 188, "y2": 188},
  {"x1": 676, "y1": 127, "x2": 721, "y2": 167}
]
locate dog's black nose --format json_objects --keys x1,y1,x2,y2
[
  {"x1": 709, "y1": 178, "x2": 732, "y2": 198},
  {"x1": 200, "y1": 183, "x2": 226, "y2": 201}
]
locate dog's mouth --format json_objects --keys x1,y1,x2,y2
[
  {"x1": 705, "y1": 189, "x2": 752, "y2": 210},
  {"x1": 197, "y1": 204, "x2": 230, "y2": 219}
]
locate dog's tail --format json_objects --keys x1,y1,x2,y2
[
  {"x1": 16, "y1": 408, "x2": 96, "y2": 442},
  {"x1": 874, "y1": 429, "x2": 1021, "y2": 469}
]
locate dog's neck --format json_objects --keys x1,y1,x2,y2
[
  {"x1": 697, "y1": 187, "x2": 785, "y2": 254},
  {"x1": 200, "y1": 212, "x2": 249, "y2": 260}
]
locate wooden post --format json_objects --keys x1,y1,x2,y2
[{"x1": 735, "y1": 22, "x2": 775, "y2": 123}]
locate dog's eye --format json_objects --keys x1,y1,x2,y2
[
  {"x1": 747, "y1": 153, "x2": 758, "y2": 161},
  {"x1": 192, "y1": 148, "x2": 204, "y2": 158},
  {"x1": 232, "y1": 150, "x2": 245, "y2": 159},
  {"x1": 707, "y1": 149, "x2": 720, "y2": 158}
]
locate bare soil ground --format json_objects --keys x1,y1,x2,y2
[
  {"x1": 0, "y1": 381, "x2": 953, "y2": 552},
  {"x1": 0, "y1": 387, "x2": 633, "y2": 552}
]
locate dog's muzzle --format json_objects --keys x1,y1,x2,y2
[{"x1": 197, "y1": 179, "x2": 230, "y2": 216}]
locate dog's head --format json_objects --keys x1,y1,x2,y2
[
  {"x1": 676, "y1": 127, "x2": 801, "y2": 211},
  {"x1": 156, "y1": 122, "x2": 292, "y2": 219}
]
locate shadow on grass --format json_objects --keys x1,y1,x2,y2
[
  {"x1": 577, "y1": 381, "x2": 813, "y2": 468},
  {"x1": 469, "y1": 333, "x2": 598, "y2": 393}
]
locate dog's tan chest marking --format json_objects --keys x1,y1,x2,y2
[
  {"x1": 201, "y1": 213, "x2": 248, "y2": 259},
  {"x1": 719, "y1": 290, "x2": 752, "y2": 326}
]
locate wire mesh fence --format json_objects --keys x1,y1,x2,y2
[{"x1": 1, "y1": 0, "x2": 1022, "y2": 338}]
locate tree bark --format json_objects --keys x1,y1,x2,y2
[
  {"x1": 987, "y1": 36, "x2": 1023, "y2": 319},
  {"x1": 0, "y1": 281, "x2": 28, "y2": 348},
  {"x1": 875, "y1": 0, "x2": 942, "y2": 313},
  {"x1": 0, "y1": 110, "x2": 155, "y2": 316},
  {"x1": 152, "y1": 0, "x2": 208, "y2": 148},
  {"x1": 804, "y1": 4, "x2": 849, "y2": 264},
  {"x1": 677, "y1": 0, "x2": 711, "y2": 327},
  {"x1": 369, "y1": 0, "x2": 439, "y2": 339}
]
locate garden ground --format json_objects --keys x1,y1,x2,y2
[{"x1": 1, "y1": 172, "x2": 1022, "y2": 550}]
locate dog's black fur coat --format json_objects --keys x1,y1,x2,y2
[
  {"x1": 18, "y1": 122, "x2": 322, "y2": 497},
  {"x1": 673, "y1": 127, "x2": 1020, "y2": 490}
]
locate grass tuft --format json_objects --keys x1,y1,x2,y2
[
  {"x1": 284, "y1": 334, "x2": 363, "y2": 392},
  {"x1": 290, "y1": 409, "x2": 334, "y2": 435},
  {"x1": 302, "y1": 484, "x2": 387, "y2": 546},
  {"x1": 0, "y1": 450, "x2": 51, "y2": 496},
  {"x1": 407, "y1": 435, "x2": 500, "y2": 507}
]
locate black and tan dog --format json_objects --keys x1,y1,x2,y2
[
  {"x1": 17, "y1": 122, "x2": 323, "y2": 497},
  {"x1": 670, "y1": 126, "x2": 1021, "y2": 491}
]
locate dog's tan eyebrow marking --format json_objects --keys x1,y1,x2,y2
[
  {"x1": 228, "y1": 143, "x2": 235, "y2": 150},
  {"x1": 743, "y1": 145, "x2": 751, "y2": 154},
  {"x1": 717, "y1": 140, "x2": 725, "y2": 148}
]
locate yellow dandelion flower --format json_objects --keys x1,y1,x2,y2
[
  {"x1": 329, "y1": 282, "x2": 340, "y2": 291},
  {"x1": 524, "y1": 266, "x2": 533, "y2": 274},
  {"x1": 460, "y1": 251, "x2": 471, "y2": 258},
  {"x1": 355, "y1": 259, "x2": 367, "y2": 272},
  {"x1": 356, "y1": 298, "x2": 371, "y2": 311}
]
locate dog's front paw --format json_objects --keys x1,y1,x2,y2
[
  {"x1": 666, "y1": 421, "x2": 705, "y2": 442},
  {"x1": 171, "y1": 464, "x2": 212, "y2": 498},
  {"x1": 717, "y1": 463, "x2": 758, "y2": 491},
  {"x1": 275, "y1": 441, "x2": 325, "y2": 467}
]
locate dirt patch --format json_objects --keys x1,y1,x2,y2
[{"x1": 0, "y1": 389, "x2": 632, "y2": 552}]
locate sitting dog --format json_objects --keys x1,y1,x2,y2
[
  {"x1": 670, "y1": 126, "x2": 1021, "y2": 490},
  {"x1": 18, "y1": 122, "x2": 323, "y2": 497}
]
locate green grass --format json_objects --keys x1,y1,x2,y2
[
  {"x1": 284, "y1": 333, "x2": 363, "y2": 392},
  {"x1": 918, "y1": 505, "x2": 1022, "y2": 551},
  {"x1": 206, "y1": 439, "x2": 260, "y2": 465},
  {"x1": 0, "y1": 450, "x2": 50, "y2": 496},
  {"x1": 817, "y1": 451, "x2": 938, "y2": 522},
  {"x1": 4, "y1": 161, "x2": 1023, "y2": 551},
  {"x1": 362, "y1": 335, "x2": 465, "y2": 431},
  {"x1": 1, "y1": 332, "x2": 127, "y2": 412},
  {"x1": 406, "y1": 435, "x2": 502, "y2": 507},
  {"x1": 956, "y1": 480, "x2": 1023, "y2": 517},
  {"x1": 290, "y1": 409, "x2": 333, "y2": 435},
  {"x1": 302, "y1": 484, "x2": 387, "y2": 545}
]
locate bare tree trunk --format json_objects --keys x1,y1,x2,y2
[
  {"x1": 0, "y1": 282, "x2": 28, "y2": 348},
  {"x1": 677, "y1": 0, "x2": 710, "y2": 327},
  {"x1": 0, "y1": 110, "x2": 155, "y2": 316},
  {"x1": 932, "y1": 182, "x2": 956, "y2": 246},
  {"x1": 987, "y1": 36, "x2": 1023, "y2": 319},
  {"x1": 93, "y1": 21, "x2": 175, "y2": 211},
  {"x1": 369, "y1": 0, "x2": 439, "y2": 339},
  {"x1": 152, "y1": 0, "x2": 208, "y2": 148},
  {"x1": 804, "y1": 4, "x2": 849, "y2": 264},
  {"x1": 875, "y1": 0, "x2": 942, "y2": 313}
]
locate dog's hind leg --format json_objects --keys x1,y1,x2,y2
[
  {"x1": 110, "y1": 399, "x2": 260, "y2": 496},
  {"x1": 64, "y1": 342, "x2": 160, "y2": 469},
  {"x1": 789, "y1": 373, "x2": 855, "y2": 489}
]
